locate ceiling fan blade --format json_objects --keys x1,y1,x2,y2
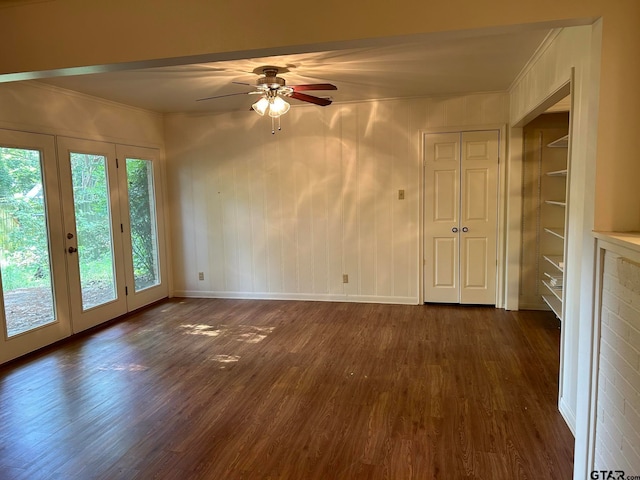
[
  {"x1": 290, "y1": 92, "x2": 332, "y2": 106},
  {"x1": 232, "y1": 81, "x2": 255, "y2": 86},
  {"x1": 291, "y1": 83, "x2": 337, "y2": 92},
  {"x1": 196, "y1": 91, "x2": 252, "y2": 102}
]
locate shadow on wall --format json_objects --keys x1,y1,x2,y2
[{"x1": 164, "y1": 99, "x2": 418, "y2": 299}]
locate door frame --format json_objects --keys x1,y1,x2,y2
[{"x1": 419, "y1": 124, "x2": 507, "y2": 307}]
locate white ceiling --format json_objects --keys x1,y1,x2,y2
[{"x1": 36, "y1": 27, "x2": 552, "y2": 114}]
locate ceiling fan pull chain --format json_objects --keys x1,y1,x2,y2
[
  {"x1": 271, "y1": 116, "x2": 275, "y2": 135},
  {"x1": 278, "y1": 116, "x2": 282, "y2": 131}
]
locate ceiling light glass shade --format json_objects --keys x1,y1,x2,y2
[
  {"x1": 268, "y1": 96, "x2": 290, "y2": 118},
  {"x1": 251, "y1": 96, "x2": 270, "y2": 116}
]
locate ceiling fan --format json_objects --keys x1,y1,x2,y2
[{"x1": 196, "y1": 66, "x2": 337, "y2": 133}]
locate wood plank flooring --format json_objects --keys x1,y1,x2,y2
[{"x1": 0, "y1": 299, "x2": 574, "y2": 479}]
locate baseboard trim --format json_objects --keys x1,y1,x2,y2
[
  {"x1": 173, "y1": 290, "x2": 420, "y2": 305},
  {"x1": 519, "y1": 301, "x2": 550, "y2": 311}
]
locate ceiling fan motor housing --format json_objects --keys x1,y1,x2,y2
[{"x1": 257, "y1": 68, "x2": 286, "y2": 90}]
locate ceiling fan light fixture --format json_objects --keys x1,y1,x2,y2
[
  {"x1": 251, "y1": 96, "x2": 270, "y2": 116},
  {"x1": 268, "y1": 96, "x2": 290, "y2": 118}
]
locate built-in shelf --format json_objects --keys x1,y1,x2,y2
[
  {"x1": 544, "y1": 227, "x2": 565, "y2": 240},
  {"x1": 542, "y1": 280, "x2": 563, "y2": 301},
  {"x1": 547, "y1": 134, "x2": 569, "y2": 148},
  {"x1": 545, "y1": 200, "x2": 566, "y2": 207},
  {"x1": 542, "y1": 294, "x2": 563, "y2": 320},
  {"x1": 544, "y1": 255, "x2": 564, "y2": 272},
  {"x1": 537, "y1": 129, "x2": 569, "y2": 322}
]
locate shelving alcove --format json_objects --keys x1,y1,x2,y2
[{"x1": 541, "y1": 133, "x2": 569, "y2": 320}]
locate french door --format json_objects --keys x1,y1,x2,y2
[
  {"x1": 58, "y1": 138, "x2": 128, "y2": 332},
  {"x1": 0, "y1": 130, "x2": 70, "y2": 363},
  {"x1": 423, "y1": 130, "x2": 499, "y2": 304},
  {"x1": 1, "y1": 132, "x2": 166, "y2": 363},
  {"x1": 58, "y1": 138, "x2": 167, "y2": 332}
]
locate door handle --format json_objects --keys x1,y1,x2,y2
[
  {"x1": 462, "y1": 227, "x2": 469, "y2": 233},
  {"x1": 68, "y1": 246, "x2": 78, "y2": 253},
  {"x1": 452, "y1": 227, "x2": 459, "y2": 233},
  {"x1": 67, "y1": 233, "x2": 74, "y2": 239}
]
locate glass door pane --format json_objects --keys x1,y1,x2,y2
[
  {"x1": 0, "y1": 147, "x2": 56, "y2": 336},
  {"x1": 126, "y1": 158, "x2": 160, "y2": 292},
  {"x1": 69, "y1": 153, "x2": 117, "y2": 310}
]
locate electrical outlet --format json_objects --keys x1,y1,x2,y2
[
  {"x1": 198, "y1": 272, "x2": 204, "y2": 281},
  {"x1": 342, "y1": 274, "x2": 349, "y2": 283},
  {"x1": 398, "y1": 189, "x2": 405, "y2": 200}
]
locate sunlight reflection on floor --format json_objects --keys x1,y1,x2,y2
[
  {"x1": 210, "y1": 354, "x2": 240, "y2": 363},
  {"x1": 96, "y1": 364, "x2": 149, "y2": 372},
  {"x1": 180, "y1": 324, "x2": 274, "y2": 344}
]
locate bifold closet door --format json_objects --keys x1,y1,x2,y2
[
  {"x1": 424, "y1": 132, "x2": 461, "y2": 303},
  {"x1": 459, "y1": 131, "x2": 498, "y2": 304},
  {"x1": 424, "y1": 130, "x2": 499, "y2": 304}
]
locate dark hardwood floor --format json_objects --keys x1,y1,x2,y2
[{"x1": 0, "y1": 299, "x2": 574, "y2": 479}]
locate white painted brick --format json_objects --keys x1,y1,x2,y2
[
  {"x1": 601, "y1": 380, "x2": 626, "y2": 424},
  {"x1": 621, "y1": 410, "x2": 640, "y2": 466},
  {"x1": 600, "y1": 341, "x2": 639, "y2": 391},
  {"x1": 604, "y1": 310, "x2": 631, "y2": 341},
  {"x1": 597, "y1": 417, "x2": 622, "y2": 456},
  {"x1": 603, "y1": 289, "x2": 621, "y2": 315},
  {"x1": 594, "y1": 435, "x2": 613, "y2": 468},
  {"x1": 617, "y1": 282, "x2": 637, "y2": 308},
  {"x1": 603, "y1": 274, "x2": 616, "y2": 294},
  {"x1": 605, "y1": 379, "x2": 624, "y2": 410},
  {"x1": 618, "y1": 298, "x2": 640, "y2": 329},
  {"x1": 595, "y1": 250, "x2": 640, "y2": 475},
  {"x1": 610, "y1": 366, "x2": 640, "y2": 414},
  {"x1": 605, "y1": 252, "x2": 620, "y2": 279},
  {"x1": 622, "y1": 401, "x2": 640, "y2": 442},
  {"x1": 629, "y1": 325, "x2": 640, "y2": 356},
  {"x1": 629, "y1": 288, "x2": 640, "y2": 311},
  {"x1": 617, "y1": 257, "x2": 640, "y2": 291},
  {"x1": 599, "y1": 356, "x2": 615, "y2": 385},
  {"x1": 603, "y1": 326, "x2": 640, "y2": 370},
  {"x1": 620, "y1": 436, "x2": 640, "y2": 474},
  {"x1": 595, "y1": 449, "x2": 614, "y2": 473}
]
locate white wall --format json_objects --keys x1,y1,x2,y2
[
  {"x1": 508, "y1": 24, "x2": 602, "y2": 479},
  {"x1": 0, "y1": 81, "x2": 163, "y2": 146},
  {"x1": 164, "y1": 93, "x2": 509, "y2": 304}
]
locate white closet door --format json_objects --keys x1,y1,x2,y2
[
  {"x1": 423, "y1": 130, "x2": 499, "y2": 305},
  {"x1": 424, "y1": 133, "x2": 461, "y2": 303},
  {"x1": 459, "y1": 131, "x2": 498, "y2": 304}
]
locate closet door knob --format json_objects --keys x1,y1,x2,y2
[
  {"x1": 452, "y1": 227, "x2": 459, "y2": 233},
  {"x1": 462, "y1": 227, "x2": 469, "y2": 233}
]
